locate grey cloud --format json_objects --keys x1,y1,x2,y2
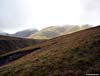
[
  {"x1": 0, "y1": 0, "x2": 32, "y2": 32},
  {"x1": 80, "y1": 0, "x2": 100, "y2": 24},
  {"x1": 81, "y1": 0, "x2": 99, "y2": 11}
]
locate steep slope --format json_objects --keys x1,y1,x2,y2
[
  {"x1": 29, "y1": 25, "x2": 91, "y2": 39},
  {"x1": 11, "y1": 29, "x2": 38, "y2": 38},
  {"x1": 0, "y1": 35, "x2": 42, "y2": 55},
  {"x1": 0, "y1": 26, "x2": 100, "y2": 76}
]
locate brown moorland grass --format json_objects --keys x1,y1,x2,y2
[
  {"x1": 0, "y1": 35, "x2": 44, "y2": 55},
  {"x1": 0, "y1": 26, "x2": 100, "y2": 76}
]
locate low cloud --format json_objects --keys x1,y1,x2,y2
[{"x1": 80, "y1": 0, "x2": 100, "y2": 24}]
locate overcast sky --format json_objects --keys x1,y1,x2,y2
[{"x1": 0, "y1": 0, "x2": 100, "y2": 33}]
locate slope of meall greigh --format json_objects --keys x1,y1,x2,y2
[{"x1": 0, "y1": 26, "x2": 100, "y2": 76}]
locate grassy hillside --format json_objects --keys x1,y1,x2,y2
[
  {"x1": 0, "y1": 35, "x2": 42, "y2": 55},
  {"x1": 29, "y1": 26, "x2": 66, "y2": 39},
  {"x1": 29, "y1": 25, "x2": 91, "y2": 39},
  {"x1": 0, "y1": 26, "x2": 100, "y2": 76}
]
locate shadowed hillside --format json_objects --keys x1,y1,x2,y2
[
  {"x1": 0, "y1": 47, "x2": 41, "y2": 66},
  {"x1": 0, "y1": 35, "x2": 43, "y2": 55},
  {"x1": 0, "y1": 26, "x2": 100, "y2": 76},
  {"x1": 10, "y1": 29, "x2": 38, "y2": 38}
]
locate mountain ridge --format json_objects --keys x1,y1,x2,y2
[
  {"x1": 29, "y1": 25, "x2": 91, "y2": 39},
  {"x1": 0, "y1": 25, "x2": 91, "y2": 39}
]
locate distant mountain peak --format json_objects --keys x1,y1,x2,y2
[{"x1": 29, "y1": 25, "x2": 92, "y2": 39}]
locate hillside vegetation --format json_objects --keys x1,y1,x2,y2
[
  {"x1": 29, "y1": 25, "x2": 91, "y2": 39},
  {"x1": 0, "y1": 35, "x2": 42, "y2": 55},
  {"x1": 0, "y1": 26, "x2": 100, "y2": 76}
]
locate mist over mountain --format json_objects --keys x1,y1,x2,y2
[
  {"x1": 0, "y1": 0, "x2": 100, "y2": 75},
  {"x1": 10, "y1": 29, "x2": 38, "y2": 38},
  {"x1": 0, "y1": 25, "x2": 91, "y2": 39},
  {"x1": 0, "y1": 31, "x2": 9, "y2": 36},
  {"x1": 29, "y1": 25, "x2": 92, "y2": 39},
  {"x1": 0, "y1": 29, "x2": 38, "y2": 38},
  {"x1": 0, "y1": 25, "x2": 92, "y2": 39}
]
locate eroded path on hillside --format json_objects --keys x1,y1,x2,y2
[{"x1": 0, "y1": 47, "x2": 41, "y2": 66}]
